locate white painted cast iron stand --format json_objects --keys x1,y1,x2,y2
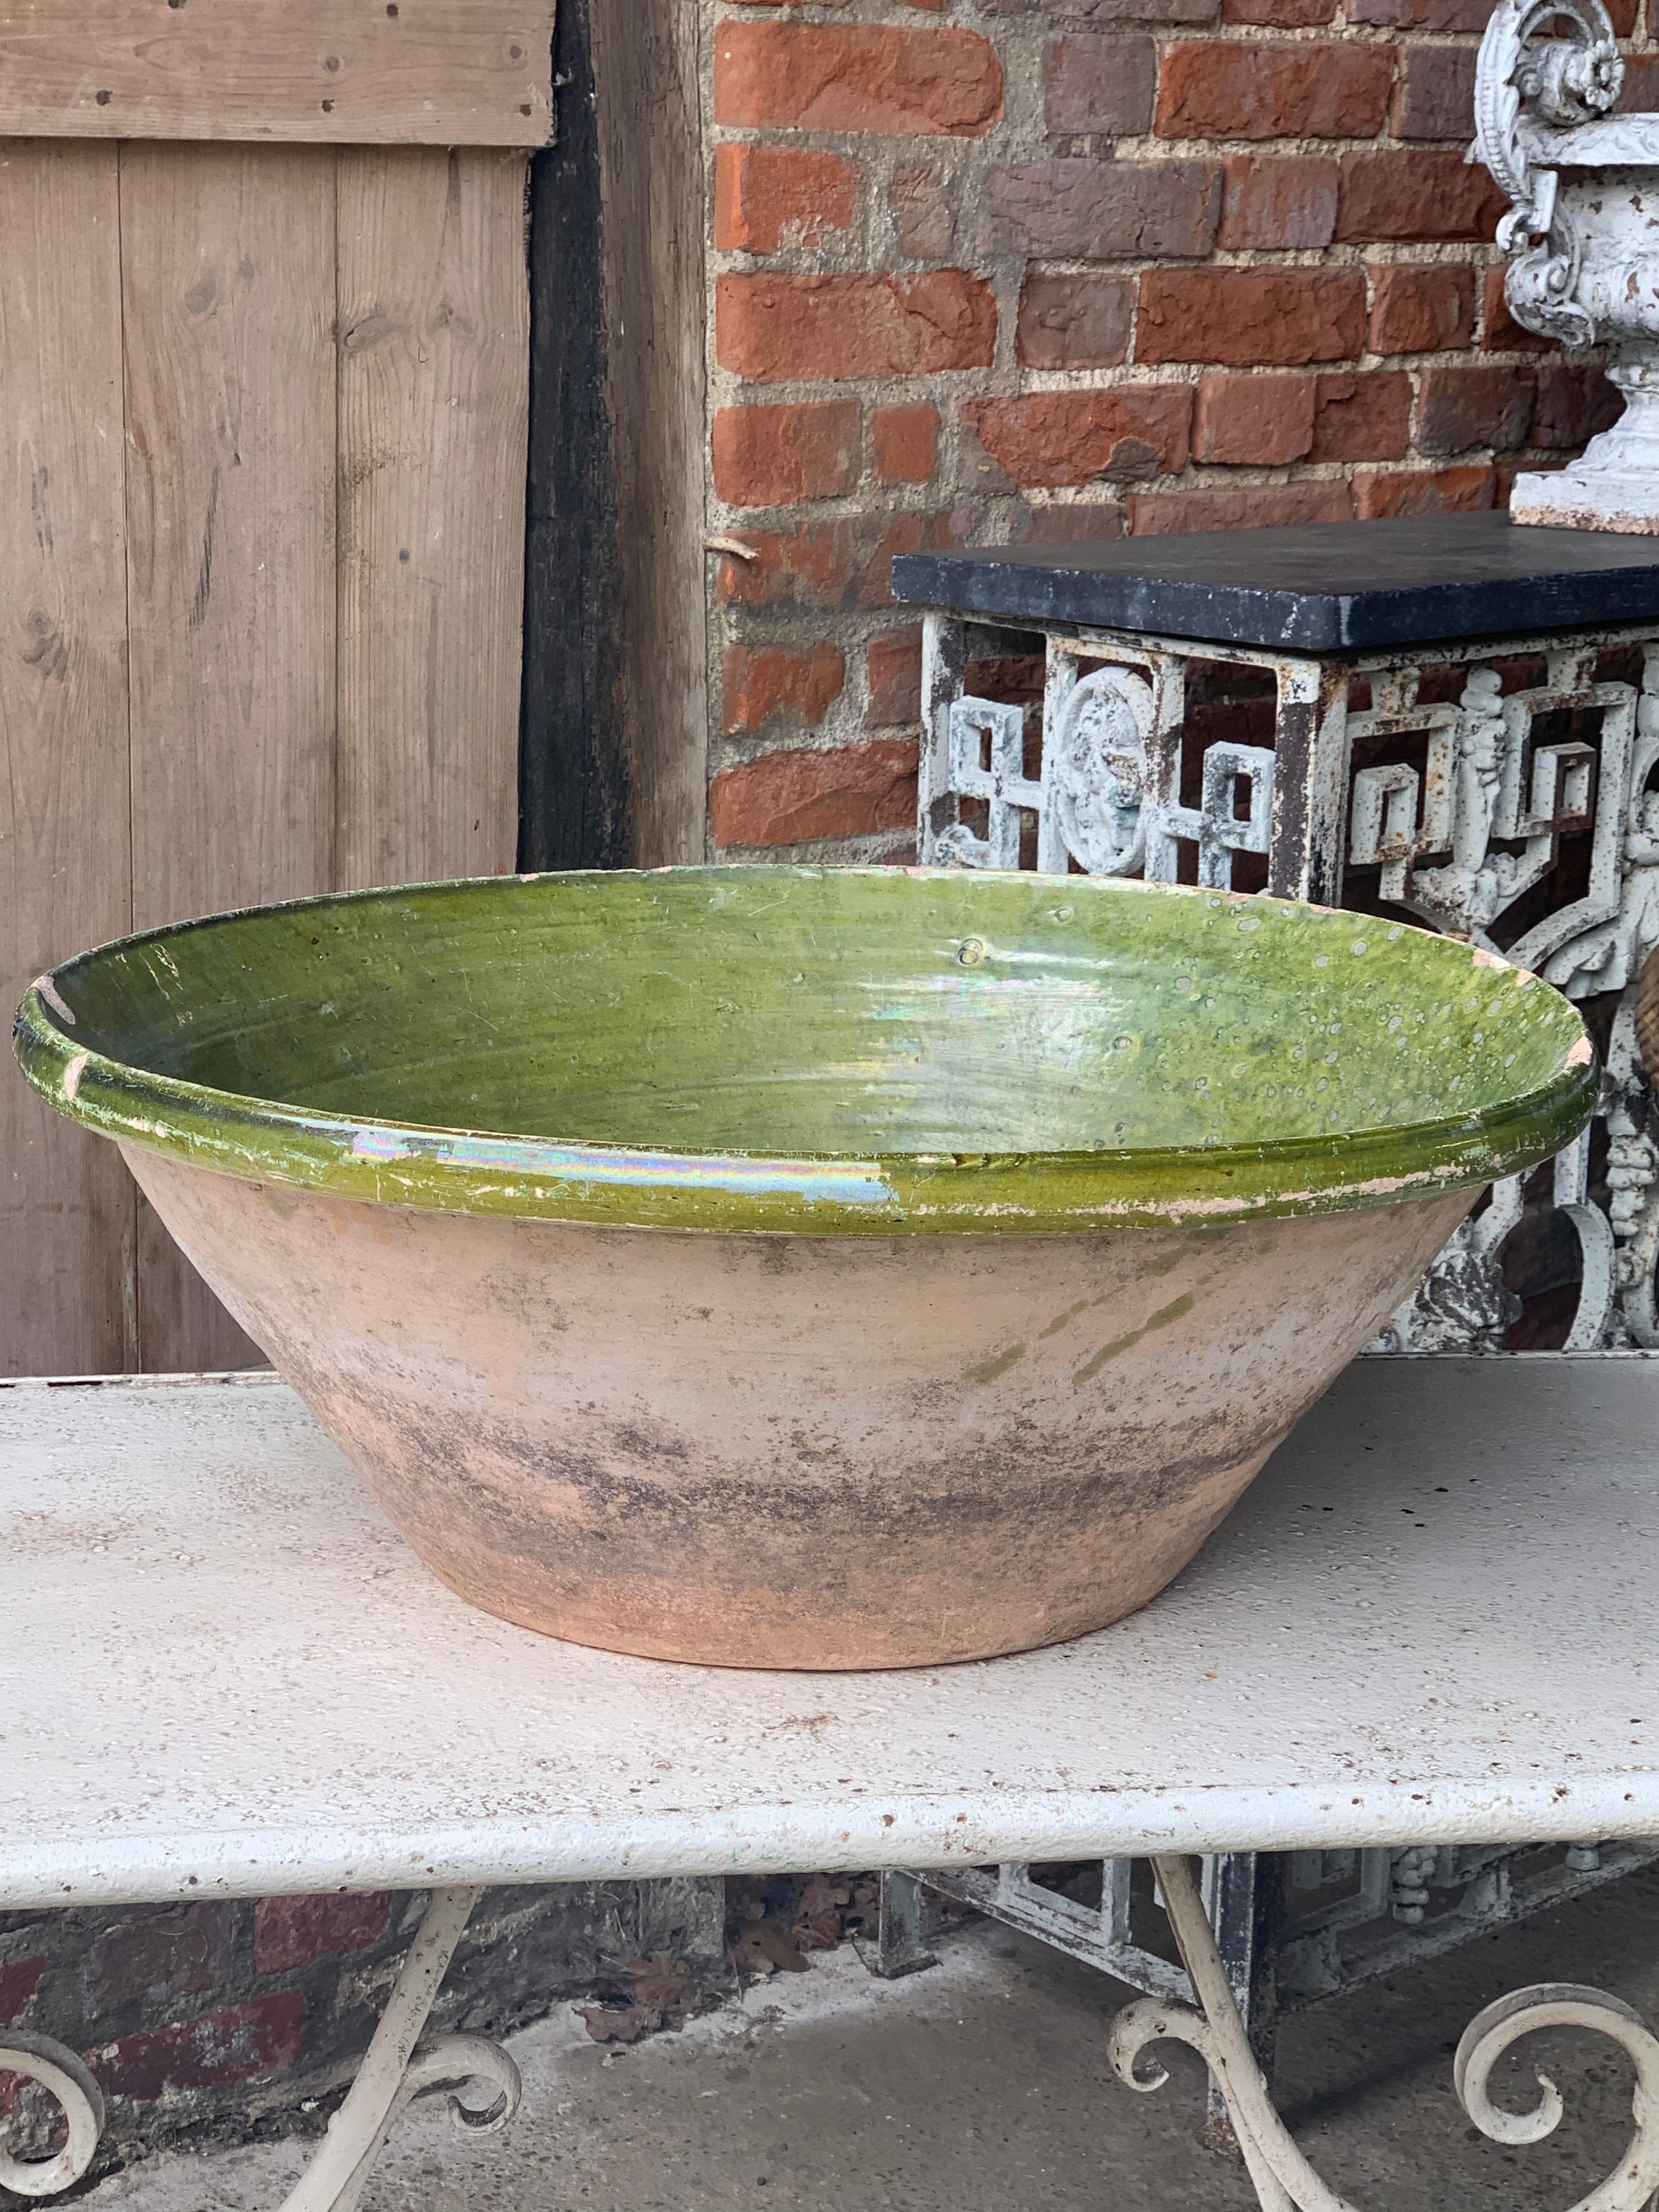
[{"x1": 5, "y1": 1361, "x2": 1659, "y2": 2210}]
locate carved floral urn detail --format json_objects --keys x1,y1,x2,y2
[{"x1": 1474, "y1": 0, "x2": 1659, "y2": 529}]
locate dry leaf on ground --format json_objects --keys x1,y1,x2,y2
[
  {"x1": 731, "y1": 1913, "x2": 812, "y2": 1978},
  {"x1": 792, "y1": 1874, "x2": 850, "y2": 1953},
  {"x1": 626, "y1": 1951, "x2": 690, "y2": 2010},
  {"x1": 574, "y1": 2001, "x2": 659, "y2": 2045}
]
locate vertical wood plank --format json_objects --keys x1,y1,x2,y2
[
  {"x1": 0, "y1": 142, "x2": 136, "y2": 1376},
  {"x1": 121, "y1": 142, "x2": 337, "y2": 1371},
  {"x1": 336, "y1": 146, "x2": 527, "y2": 889},
  {"x1": 591, "y1": 0, "x2": 708, "y2": 864}
]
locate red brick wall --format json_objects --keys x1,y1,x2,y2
[
  {"x1": 704, "y1": 0, "x2": 1635, "y2": 855},
  {"x1": 0, "y1": 1881, "x2": 723, "y2": 2174}
]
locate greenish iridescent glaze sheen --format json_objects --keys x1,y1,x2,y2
[{"x1": 15, "y1": 866, "x2": 1595, "y2": 1235}]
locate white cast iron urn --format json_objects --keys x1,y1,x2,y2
[{"x1": 1475, "y1": 0, "x2": 1659, "y2": 529}]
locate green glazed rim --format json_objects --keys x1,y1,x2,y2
[{"x1": 13, "y1": 866, "x2": 1596, "y2": 1237}]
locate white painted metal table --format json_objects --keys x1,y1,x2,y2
[{"x1": 4, "y1": 1355, "x2": 1658, "y2": 2210}]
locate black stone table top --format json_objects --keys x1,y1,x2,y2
[{"x1": 889, "y1": 512, "x2": 1659, "y2": 654}]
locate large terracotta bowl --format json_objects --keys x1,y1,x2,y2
[{"x1": 15, "y1": 868, "x2": 1593, "y2": 1669}]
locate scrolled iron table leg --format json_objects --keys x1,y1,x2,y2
[
  {"x1": 0, "y1": 2032, "x2": 105, "y2": 2199},
  {"x1": 277, "y1": 1884, "x2": 520, "y2": 2212},
  {"x1": 1110, "y1": 1853, "x2": 1659, "y2": 2212},
  {"x1": 0, "y1": 1886, "x2": 519, "y2": 2211}
]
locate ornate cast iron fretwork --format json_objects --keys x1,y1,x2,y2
[
  {"x1": 1043, "y1": 662, "x2": 1155, "y2": 877},
  {"x1": 917, "y1": 613, "x2": 1659, "y2": 1355}
]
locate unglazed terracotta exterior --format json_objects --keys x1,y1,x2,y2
[
  {"x1": 15, "y1": 867, "x2": 1596, "y2": 1667},
  {"x1": 123, "y1": 1149, "x2": 1471, "y2": 1667}
]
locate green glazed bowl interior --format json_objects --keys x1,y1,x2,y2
[{"x1": 14, "y1": 866, "x2": 1595, "y2": 1235}]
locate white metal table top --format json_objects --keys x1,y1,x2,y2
[{"x1": 2, "y1": 1355, "x2": 1656, "y2": 1910}]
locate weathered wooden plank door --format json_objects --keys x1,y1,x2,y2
[
  {"x1": 1, "y1": 140, "x2": 136, "y2": 1373},
  {"x1": 1, "y1": 3, "x2": 552, "y2": 1376},
  {"x1": 336, "y1": 146, "x2": 531, "y2": 892}
]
